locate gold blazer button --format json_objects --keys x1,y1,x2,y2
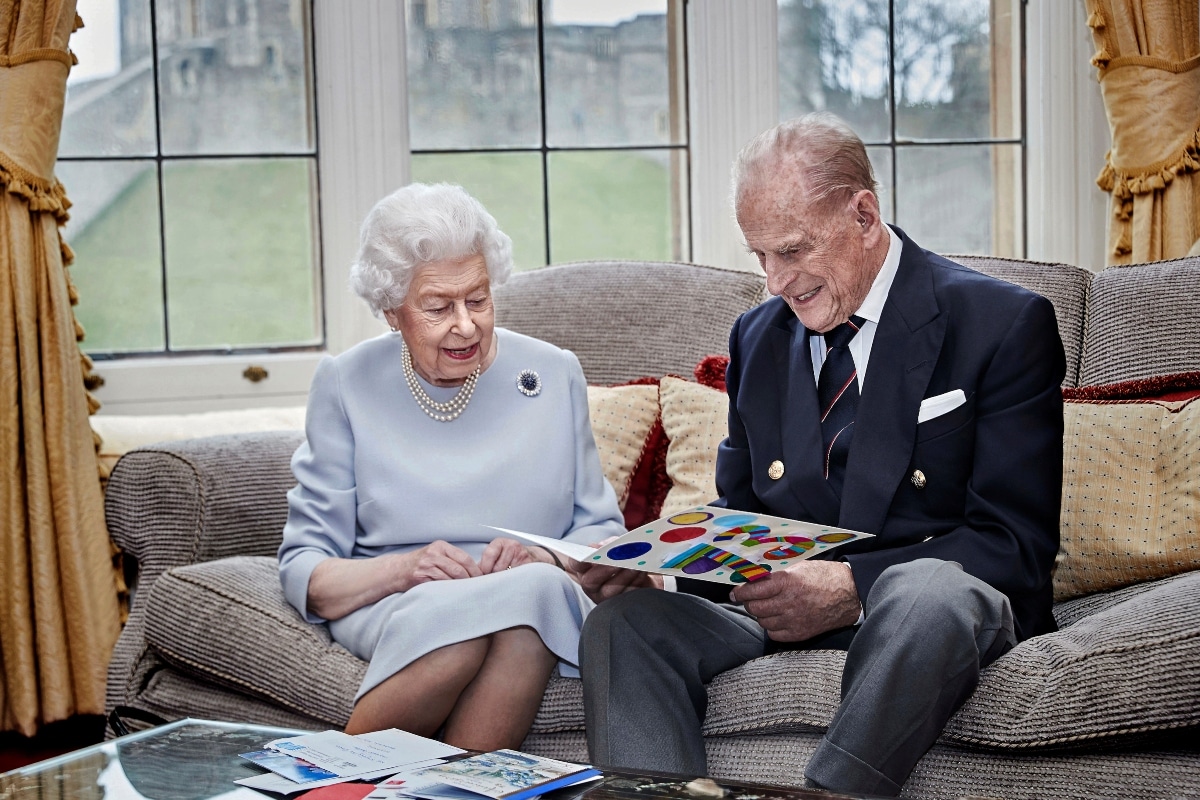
[
  {"x1": 768, "y1": 460, "x2": 785, "y2": 480},
  {"x1": 911, "y1": 469, "x2": 927, "y2": 489}
]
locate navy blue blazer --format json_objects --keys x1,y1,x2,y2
[{"x1": 704, "y1": 227, "x2": 1064, "y2": 641}]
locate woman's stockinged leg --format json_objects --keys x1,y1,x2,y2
[
  {"x1": 441, "y1": 626, "x2": 557, "y2": 751},
  {"x1": 345, "y1": 637, "x2": 490, "y2": 736}
]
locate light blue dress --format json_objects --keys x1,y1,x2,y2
[{"x1": 279, "y1": 328, "x2": 627, "y2": 697}]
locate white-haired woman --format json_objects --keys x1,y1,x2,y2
[{"x1": 278, "y1": 183, "x2": 625, "y2": 749}]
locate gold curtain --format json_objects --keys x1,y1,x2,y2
[
  {"x1": 1086, "y1": 0, "x2": 1200, "y2": 264},
  {"x1": 0, "y1": 0, "x2": 120, "y2": 735}
]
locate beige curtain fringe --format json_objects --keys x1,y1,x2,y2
[
  {"x1": 1096, "y1": 128, "x2": 1200, "y2": 198},
  {"x1": 0, "y1": 152, "x2": 70, "y2": 220}
]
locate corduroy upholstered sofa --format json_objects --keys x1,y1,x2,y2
[{"x1": 103, "y1": 257, "x2": 1200, "y2": 800}]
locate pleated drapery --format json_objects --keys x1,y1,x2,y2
[
  {"x1": 0, "y1": 0, "x2": 120, "y2": 735},
  {"x1": 1086, "y1": 0, "x2": 1200, "y2": 265}
]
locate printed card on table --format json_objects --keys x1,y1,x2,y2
[{"x1": 494, "y1": 507, "x2": 872, "y2": 585}]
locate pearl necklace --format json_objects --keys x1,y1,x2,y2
[{"x1": 400, "y1": 341, "x2": 480, "y2": 422}]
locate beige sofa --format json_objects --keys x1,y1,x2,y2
[{"x1": 103, "y1": 257, "x2": 1200, "y2": 800}]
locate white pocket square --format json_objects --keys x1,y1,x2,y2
[{"x1": 918, "y1": 390, "x2": 967, "y2": 424}]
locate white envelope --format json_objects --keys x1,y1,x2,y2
[{"x1": 917, "y1": 389, "x2": 967, "y2": 423}]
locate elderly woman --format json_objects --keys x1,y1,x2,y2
[{"x1": 278, "y1": 183, "x2": 626, "y2": 749}]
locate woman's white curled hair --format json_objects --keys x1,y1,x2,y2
[{"x1": 349, "y1": 183, "x2": 514, "y2": 318}]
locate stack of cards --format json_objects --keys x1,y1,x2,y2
[
  {"x1": 236, "y1": 729, "x2": 465, "y2": 795},
  {"x1": 368, "y1": 750, "x2": 601, "y2": 800}
]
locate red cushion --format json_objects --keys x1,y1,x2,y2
[
  {"x1": 607, "y1": 358, "x2": 732, "y2": 529},
  {"x1": 597, "y1": 376, "x2": 671, "y2": 529},
  {"x1": 694, "y1": 354, "x2": 730, "y2": 392},
  {"x1": 1062, "y1": 371, "x2": 1200, "y2": 402}
]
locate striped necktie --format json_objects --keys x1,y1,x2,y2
[{"x1": 816, "y1": 315, "x2": 866, "y2": 497}]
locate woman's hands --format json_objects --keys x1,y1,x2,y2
[
  {"x1": 307, "y1": 538, "x2": 554, "y2": 621},
  {"x1": 403, "y1": 540, "x2": 484, "y2": 585},
  {"x1": 479, "y1": 538, "x2": 542, "y2": 574}
]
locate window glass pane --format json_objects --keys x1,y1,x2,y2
[
  {"x1": 411, "y1": 152, "x2": 547, "y2": 270},
  {"x1": 894, "y1": 0, "x2": 1018, "y2": 140},
  {"x1": 406, "y1": 0, "x2": 541, "y2": 149},
  {"x1": 866, "y1": 145, "x2": 894, "y2": 224},
  {"x1": 156, "y1": 0, "x2": 314, "y2": 155},
  {"x1": 545, "y1": 2, "x2": 680, "y2": 148},
  {"x1": 547, "y1": 149, "x2": 684, "y2": 263},
  {"x1": 162, "y1": 158, "x2": 319, "y2": 349},
  {"x1": 61, "y1": 0, "x2": 156, "y2": 156},
  {"x1": 59, "y1": 160, "x2": 165, "y2": 352},
  {"x1": 777, "y1": 0, "x2": 890, "y2": 142},
  {"x1": 893, "y1": 144, "x2": 1022, "y2": 256}
]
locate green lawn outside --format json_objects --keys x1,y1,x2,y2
[
  {"x1": 68, "y1": 166, "x2": 165, "y2": 353},
  {"x1": 412, "y1": 150, "x2": 675, "y2": 269},
  {"x1": 70, "y1": 152, "x2": 672, "y2": 353}
]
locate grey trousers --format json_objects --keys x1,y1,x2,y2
[{"x1": 579, "y1": 558, "x2": 1016, "y2": 798}]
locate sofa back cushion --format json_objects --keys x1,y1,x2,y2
[
  {"x1": 950, "y1": 255, "x2": 1092, "y2": 388},
  {"x1": 494, "y1": 260, "x2": 767, "y2": 385},
  {"x1": 1078, "y1": 255, "x2": 1200, "y2": 386},
  {"x1": 1055, "y1": 396, "x2": 1200, "y2": 600}
]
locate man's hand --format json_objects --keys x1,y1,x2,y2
[
  {"x1": 731, "y1": 560, "x2": 861, "y2": 642},
  {"x1": 571, "y1": 561, "x2": 663, "y2": 602}
]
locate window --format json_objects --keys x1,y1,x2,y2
[
  {"x1": 777, "y1": 0, "x2": 1024, "y2": 257},
  {"x1": 58, "y1": 0, "x2": 320, "y2": 357},
  {"x1": 405, "y1": 0, "x2": 690, "y2": 270},
  {"x1": 65, "y1": 2, "x2": 1099, "y2": 412}
]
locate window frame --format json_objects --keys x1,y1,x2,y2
[{"x1": 89, "y1": 0, "x2": 1106, "y2": 414}]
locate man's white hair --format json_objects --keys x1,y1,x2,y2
[
  {"x1": 349, "y1": 183, "x2": 514, "y2": 318},
  {"x1": 731, "y1": 112, "x2": 879, "y2": 214}
]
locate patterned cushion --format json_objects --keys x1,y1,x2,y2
[
  {"x1": 1055, "y1": 396, "x2": 1200, "y2": 600},
  {"x1": 586, "y1": 383, "x2": 660, "y2": 510},
  {"x1": 658, "y1": 376, "x2": 728, "y2": 517}
]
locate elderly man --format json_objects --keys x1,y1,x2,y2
[{"x1": 575, "y1": 113, "x2": 1064, "y2": 797}]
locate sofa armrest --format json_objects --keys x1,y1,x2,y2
[{"x1": 105, "y1": 430, "x2": 305, "y2": 592}]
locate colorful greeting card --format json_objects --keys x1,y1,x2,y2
[{"x1": 493, "y1": 507, "x2": 872, "y2": 585}]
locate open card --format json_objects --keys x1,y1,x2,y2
[{"x1": 493, "y1": 506, "x2": 872, "y2": 584}]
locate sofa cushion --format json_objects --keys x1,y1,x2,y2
[
  {"x1": 701, "y1": 571, "x2": 1200, "y2": 748},
  {"x1": 143, "y1": 556, "x2": 364, "y2": 727},
  {"x1": 586, "y1": 383, "x2": 660, "y2": 511},
  {"x1": 1056, "y1": 396, "x2": 1200, "y2": 600},
  {"x1": 951, "y1": 255, "x2": 1092, "y2": 388},
  {"x1": 658, "y1": 376, "x2": 728, "y2": 517},
  {"x1": 494, "y1": 260, "x2": 766, "y2": 386},
  {"x1": 517, "y1": 571, "x2": 1200, "y2": 750},
  {"x1": 1079, "y1": 256, "x2": 1200, "y2": 386}
]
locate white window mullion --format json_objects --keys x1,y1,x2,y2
[
  {"x1": 1025, "y1": 0, "x2": 1109, "y2": 272},
  {"x1": 93, "y1": 1, "x2": 411, "y2": 415},
  {"x1": 315, "y1": 0, "x2": 411, "y2": 354},
  {"x1": 686, "y1": 0, "x2": 777, "y2": 275}
]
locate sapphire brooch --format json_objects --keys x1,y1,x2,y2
[{"x1": 517, "y1": 369, "x2": 542, "y2": 397}]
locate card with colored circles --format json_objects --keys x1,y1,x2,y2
[{"x1": 491, "y1": 508, "x2": 872, "y2": 584}]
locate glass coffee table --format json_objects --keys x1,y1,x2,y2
[
  {"x1": 0, "y1": 718, "x2": 876, "y2": 800},
  {"x1": 0, "y1": 718, "x2": 310, "y2": 799}
]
